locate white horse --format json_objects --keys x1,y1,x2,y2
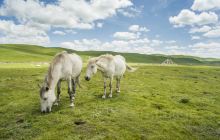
[
  {"x1": 85, "y1": 54, "x2": 136, "y2": 98},
  {"x1": 39, "y1": 51, "x2": 82, "y2": 113}
]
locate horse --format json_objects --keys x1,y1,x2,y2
[
  {"x1": 39, "y1": 51, "x2": 82, "y2": 113},
  {"x1": 85, "y1": 54, "x2": 136, "y2": 99}
]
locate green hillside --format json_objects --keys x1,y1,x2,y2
[
  {"x1": 0, "y1": 44, "x2": 65, "y2": 62},
  {"x1": 0, "y1": 44, "x2": 220, "y2": 65}
]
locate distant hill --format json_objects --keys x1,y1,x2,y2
[{"x1": 0, "y1": 44, "x2": 220, "y2": 66}]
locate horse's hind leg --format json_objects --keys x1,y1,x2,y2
[
  {"x1": 116, "y1": 77, "x2": 121, "y2": 94},
  {"x1": 68, "y1": 78, "x2": 74, "y2": 107},
  {"x1": 54, "y1": 80, "x2": 61, "y2": 106},
  {"x1": 108, "y1": 76, "x2": 113, "y2": 98},
  {"x1": 71, "y1": 78, "x2": 76, "y2": 99}
]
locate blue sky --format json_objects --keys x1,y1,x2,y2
[{"x1": 0, "y1": 0, "x2": 220, "y2": 58}]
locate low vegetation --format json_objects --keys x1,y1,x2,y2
[{"x1": 0, "y1": 44, "x2": 220, "y2": 139}]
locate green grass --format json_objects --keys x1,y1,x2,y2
[
  {"x1": 1, "y1": 44, "x2": 220, "y2": 65},
  {"x1": 0, "y1": 44, "x2": 220, "y2": 139},
  {"x1": 0, "y1": 65, "x2": 220, "y2": 139}
]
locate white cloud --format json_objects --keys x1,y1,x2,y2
[
  {"x1": 189, "y1": 25, "x2": 212, "y2": 34},
  {"x1": 25, "y1": 21, "x2": 51, "y2": 31},
  {"x1": 191, "y1": 0, "x2": 220, "y2": 11},
  {"x1": 129, "y1": 25, "x2": 149, "y2": 32},
  {"x1": 60, "y1": 37, "x2": 154, "y2": 54},
  {"x1": 165, "y1": 40, "x2": 176, "y2": 44},
  {"x1": 189, "y1": 42, "x2": 220, "y2": 57},
  {"x1": 112, "y1": 25, "x2": 149, "y2": 41},
  {"x1": 53, "y1": 30, "x2": 66, "y2": 35},
  {"x1": 203, "y1": 27, "x2": 220, "y2": 38},
  {"x1": 118, "y1": 5, "x2": 143, "y2": 17},
  {"x1": 191, "y1": 36, "x2": 200, "y2": 40},
  {"x1": 65, "y1": 29, "x2": 77, "y2": 34},
  {"x1": 190, "y1": 42, "x2": 220, "y2": 49},
  {"x1": 151, "y1": 40, "x2": 163, "y2": 46},
  {"x1": 169, "y1": 9, "x2": 218, "y2": 27},
  {"x1": 97, "y1": 22, "x2": 103, "y2": 28},
  {"x1": 113, "y1": 32, "x2": 139, "y2": 40},
  {"x1": 129, "y1": 25, "x2": 139, "y2": 32},
  {"x1": 165, "y1": 45, "x2": 180, "y2": 49},
  {"x1": 0, "y1": 0, "x2": 133, "y2": 29},
  {"x1": 0, "y1": 0, "x2": 135, "y2": 45},
  {"x1": 60, "y1": 39, "x2": 103, "y2": 51},
  {"x1": 60, "y1": 37, "x2": 220, "y2": 58},
  {"x1": 0, "y1": 20, "x2": 49, "y2": 45}
]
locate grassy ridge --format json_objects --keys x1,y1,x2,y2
[
  {"x1": 0, "y1": 44, "x2": 64, "y2": 62},
  {"x1": 0, "y1": 44, "x2": 220, "y2": 65}
]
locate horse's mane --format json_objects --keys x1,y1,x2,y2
[
  {"x1": 98, "y1": 54, "x2": 114, "y2": 61},
  {"x1": 45, "y1": 51, "x2": 67, "y2": 88},
  {"x1": 88, "y1": 57, "x2": 98, "y2": 64},
  {"x1": 88, "y1": 54, "x2": 114, "y2": 63}
]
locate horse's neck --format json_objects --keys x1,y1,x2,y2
[
  {"x1": 96, "y1": 57, "x2": 115, "y2": 73},
  {"x1": 46, "y1": 65, "x2": 60, "y2": 89}
]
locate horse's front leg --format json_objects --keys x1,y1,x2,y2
[
  {"x1": 102, "y1": 77, "x2": 107, "y2": 99},
  {"x1": 108, "y1": 76, "x2": 113, "y2": 98},
  {"x1": 67, "y1": 78, "x2": 74, "y2": 107},
  {"x1": 54, "y1": 80, "x2": 61, "y2": 106}
]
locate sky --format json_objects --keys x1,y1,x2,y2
[{"x1": 0, "y1": 0, "x2": 220, "y2": 58}]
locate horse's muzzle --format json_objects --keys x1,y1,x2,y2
[
  {"x1": 42, "y1": 110, "x2": 47, "y2": 113},
  {"x1": 85, "y1": 76, "x2": 90, "y2": 81},
  {"x1": 41, "y1": 108, "x2": 51, "y2": 114}
]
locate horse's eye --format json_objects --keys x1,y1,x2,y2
[{"x1": 91, "y1": 65, "x2": 94, "y2": 68}]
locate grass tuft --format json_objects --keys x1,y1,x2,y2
[{"x1": 179, "y1": 98, "x2": 190, "y2": 104}]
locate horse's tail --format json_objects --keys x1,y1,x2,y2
[
  {"x1": 126, "y1": 64, "x2": 137, "y2": 72},
  {"x1": 76, "y1": 74, "x2": 82, "y2": 88}
]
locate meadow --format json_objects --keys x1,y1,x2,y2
[{"x1": 0, "y1": 44, "x2": 220, "y2": 140}]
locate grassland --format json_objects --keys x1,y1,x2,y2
[
  {"x1": 0, "y1": 65, "x2": 220, "y2": 140},
  {"x1": 0, "y1": 44, "x2": 220, "y2": 139}
]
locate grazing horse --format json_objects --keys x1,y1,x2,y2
[
  {"x1": 85, "y1": 54, "x2": 136, "y2": 98},
  {"x1": 39, "y1": 51, "x2": 82, "y2": 113}
]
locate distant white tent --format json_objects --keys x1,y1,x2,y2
[{"x1": 161, "y1": 58, "x2": 176, "y2": 65}]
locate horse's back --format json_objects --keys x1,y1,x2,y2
[
  {"x1": 115, "y1": 55, "x2": 126, "y2": 62},
  {"x1": 68, "y1": 53, "x2": 83, "y2": 66},
  {"x1": 67, "y1": 53, "x2": 82, "y2": 77},
  {"x1": 113, "y1": 55, "x2": 126, "y2": 76},
  {"x1": 53, "y1": 52, "x2": 82, "y2": 78}
]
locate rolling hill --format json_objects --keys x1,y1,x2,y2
[{"x1": 0, "y1": 44, "x2": 220, "y2": 66}]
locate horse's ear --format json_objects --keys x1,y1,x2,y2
[{"x1": 38, "y1": 84, "x2": 41, "y2": 88}]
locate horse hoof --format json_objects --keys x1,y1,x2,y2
[
  {"x1": 70, "y1": 103, "x2": 74, "y2": 107},
  {"x1": 54, "y1": 102, "x2": 59, "y2": 106},
  {"x1": 108, "y1": 94, "x2": 112, "y2": 98},
  {"x1": 116, "y1": 90, "x2": 120, "y2": 93},
  {"x1": 102, "y1": 95, "x2": 106, "y2": 99}
]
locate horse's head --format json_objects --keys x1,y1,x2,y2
[
  {"x1": 39, "y1": 84, "x2": 56, "y2": 113},
  {"x1": 85, "y1": 58, "x2": 98, "y2": 81}
]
